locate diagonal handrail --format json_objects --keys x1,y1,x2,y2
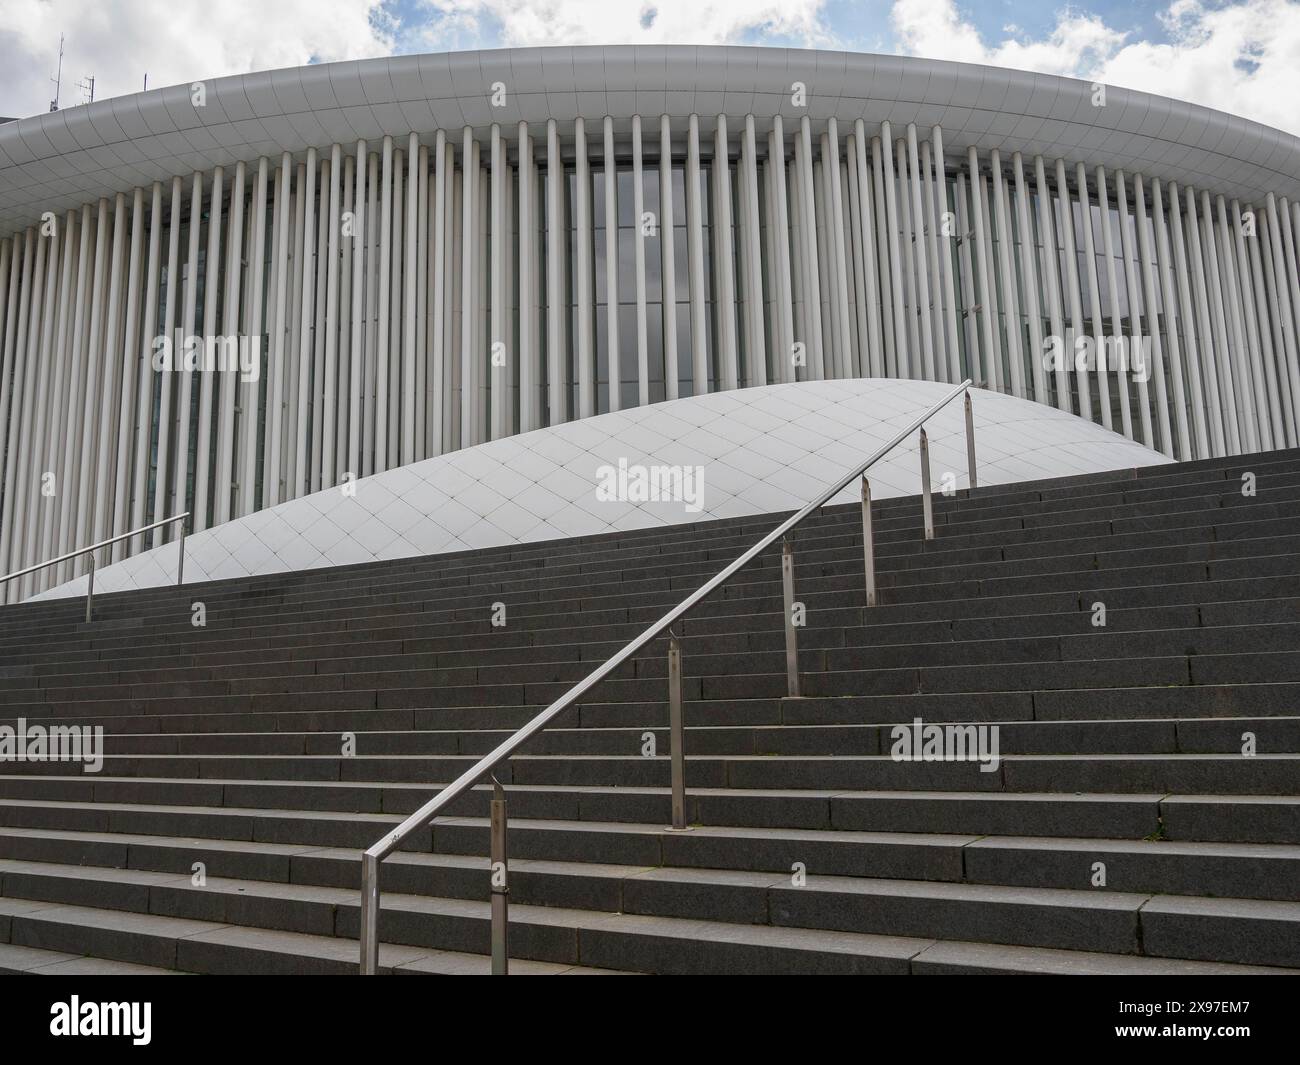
[
  {"x1": 0, "y1": 512, "x2": 190, "y2": 620},
  {"x1": 358, "y1": 381, "x2": 975, "y2": 973}
]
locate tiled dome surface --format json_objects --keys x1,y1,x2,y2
[{"x1": 33, "y1": 378, "x2": 1169, "y2": 601}]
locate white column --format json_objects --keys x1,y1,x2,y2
[
  {"x1": 55, "y1": 207, "x2": 92, "y2": 580},
  {"x1": 0, "y1": 238, "x2": 19, "y2": 585},
  {"x1": 879, "y1": 124, "x2": 907, "y2": 378},
  {"x1": 1266, "y1": 193, "x2": 1300, "y2": 443},
  {"x1": 969, "y1": 148, "x2": 999, "y2": 391},
  {"x1": 575, "y1": 117, "x2": 595, "y2": 417},
  {"x1": 919, "y1": 138, "x2": 945, "y2": 381},
  {"x1": 992, "y1": 152, "x2": 1025, "y2": 399},
  {"x1": 446, "y1": 143, "x2": 461, "y2": 447},
  {"x1": 309, "y1": 159, "x2": 330, "y2": 487},
  {"x1": 515, "y1": 123, "x2": 534, "y2": 434},
  {"x1": 109, "y1": 188, "x2": 145, "y2": 560},
  {"x1": 822, "y1": 120, "x2": 850, "y2": 379},
  {"x1": 417, "y1": 144, "x2": 430, "y2": 456},
  {"x1": 1184, "y1": 190, "x2": 1227, "y2": 453},
  {"x1": 390, "y1": 147, "x2": 406, "y2": 460},
  {"x1": 896, "y1": 140, "x2": 918, "y2": 376},
  {"x1": 239, "y1": 157, "x2": 269, "y2": 514},
  {"x1": 291, "y1": 151, "x2": 317, "y2": 497},
  {"x1": 335, "y1": 157, "x2": 352, "y2": 481},
  {"x1": 603, "y1": 116, "x2": 620, "y2": 411},
  {"x1": 632, "y1": 114, "x2": 648, "y2": 407},
  {"x1": 1237, "y1": 200, "x2": 1279, "y2": 444},
  {"x1": 799, "y1": 116, "x2": 826, "y2": 379},
  {"x1": 785, "y1": 150, "x2": 806, "y2": 379},
  {"x1": 1013, "y1": 155, "x2": 1047, "y2": 405},
  {"x1": 686, "y1": 114, "x2": 708, "y2": 395},
  {"x1": 90, "y1": 194, "x2": 127, "y2": 546},
  {"x1": 1114, "y1": 170, "x2": 1156, "y2": 446},
  {"x1": 156, "y1": 178, "x2": 190, "y2": 536},
  {"x1": 376, "y1": 135, "x2": 394, "y2": 466},
  {"x1": 1151, "y1": 179, "x2": 1193, "y2": 458},
  {"x1": 546, "y1": 118, "x2": 566, "y2": 424},
  {"x1": 425, "y1": 130, "x2": 447, "y2": 450},
  {"x1": 742, "y1": 114, "x2": 767, "y2": 387},
  {"x1": 1281, "y1": 200, "x2": 1300, "y2": 438},
  {"x1": 660, "y1": 116, "x2": 679, "y2": 400},
  {"x1": 849, "y1": 125, "x2": 879, "y2": 378},
  {"x1": 714, "y1": 115, "x2": 739, "y2": 390},
  {"x1": 395, "y1": 130, "x2": 416, "y2": 462},
  {"x1": 929, "y1": 128, "x2": 958, "y2": 385},
  {"x1": 954, "y1": 173, "x2": 977, "y2": 378},
  {"x1": 1203, "y1": 194, "x2": 1243, "y2": 453},
  {"x1": 1056, "y1": 160, "x2": 1092, "y2": 418},
  {"x1": 1094, "y1": 167, "x2": 1133, "y2": 437},
  {"x1": 13, "y1": 223, "x2": 51, "y2": 592},
  {"x1": 1211, "y1": 196, "x2": 1253, "y2": 449},
  {"x1": 1133, "y1": 174, "x2": 1176, "y2": 457},
  {"x1": 1166, "y1": 185, "x2": 1210, "y2": 455},
  {"x1": 215, "y1": 162, "x2": 247, "y2": 519},
  {"x1": 283, "y1": 162, "x2": 305, "y2": 493},
  {"x1": 124, "y1": 188, "x2": 157, "y2": 553},
  {"x1": 1075, "y1": 164, "x2": 1108, "y2": 425},
  {"x1": 814, "y1": 149, "x2": 835, "y2": 380},
  {"x1": 0, "y1": 244, "x2": 12, "y2": 540},
  {"x1": 264, "y1": 152, "x2": 293, "y2": 506},
  {"x1": 1034, "y1": 158, "x2": 1068, "y2": 410},
  {"x1": 33, "y1": 210, "x2": 75, "y2": 585},
  {"x1": 490, "y1": 124, "x2": 506, "y2": 439},
  {"x1": 771, "y1": 117, "x2": 796, "y2": 380},
  {"x1": 0, "y1": 231, "x2": 35, "y2": 590},
  {"x1": 28, "y1": 205, "x2": 69, "y2": 587},
  {"x1": 475, "y1": 162, "x2": 487, "y2": 445},
  {"x1": 906, "y1": 125, "x2": 934, "y2": 380},
  {"x1": 872, "y1": 136, "x2": 897, "y2": 378}
]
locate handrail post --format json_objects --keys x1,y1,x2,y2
[
  {"x1": 920, "y1": 428, "x2": 935, "y2": 542},
  {"x1": 359, "y1": 852, "x2": 379, "y2": 974},
  {"x1": 85, "y1": 554, "x2": 96, "y2": 624},
  {"x1": 490, "y1": 779, "x2": 509, "y2": 975},
  {"x1": 964, "y1": 389, "x2": 978, "y2": 490},
  {"x1": 861, "y1": 475, "x2": 877, "y2": 607},
  {"x1": 668, "y1": 631, "x2": 686, "y2": 830},
  {"x1": 177, "y1": 519, "x2": 187, "y2": 587},
  {"x1": 781, "y1": 536, "x2": 800, "y2": 696}
]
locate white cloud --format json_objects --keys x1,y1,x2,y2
[
  {"x1": 891, "y1": 0, "x2": 1300, "y2": 135},
  {"x1": 1, "y1": 0, "x2": 395, "y2": 120},
  {"x1": 410, "y1": 0, "x2": 831, "y2": 50}
]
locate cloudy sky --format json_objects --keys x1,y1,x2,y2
[{"x1": 3, "y1": 0, "x2": 1298, "y2": 134}]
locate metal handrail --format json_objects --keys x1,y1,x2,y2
[
  {"x1": 0, "y1": 512, "x2": 191, "y2": 621},
  {"x1": 358, "y1": 381, "x2": 976, "y2": 973}
]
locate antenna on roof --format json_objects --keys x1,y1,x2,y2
[
  {"x1": 49, "y1": 33, "x2": 64, "y2": 112},
  {"x1": 78, "y1": 74, "x2": 95, "y2": 104}
]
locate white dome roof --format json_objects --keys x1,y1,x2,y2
[{"x1": 35, "y1": 378, "x2": 1169, "y2": 600}]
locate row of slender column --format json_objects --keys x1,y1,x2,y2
[{"x1": 3, "y1": 115, "x2": 1300, "y2": 600}]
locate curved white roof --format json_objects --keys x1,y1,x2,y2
[
  {"x1": 32, "y1": 378, "x2": 1169, "y2": 601},
  {"x1": 3, "y1": 45, "x2": 1299, "y2": 237}
]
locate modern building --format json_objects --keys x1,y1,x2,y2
[{"x1": 2, "y1": 46, "x2": 1299, "y2": 601}]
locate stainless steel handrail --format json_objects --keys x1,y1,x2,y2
[
  {"x1": 358, "y1": 381, "x2": 975, "y2": 973},
  {"x1": 0, "y1": 512, "x2": 191, "y2": 621}
]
